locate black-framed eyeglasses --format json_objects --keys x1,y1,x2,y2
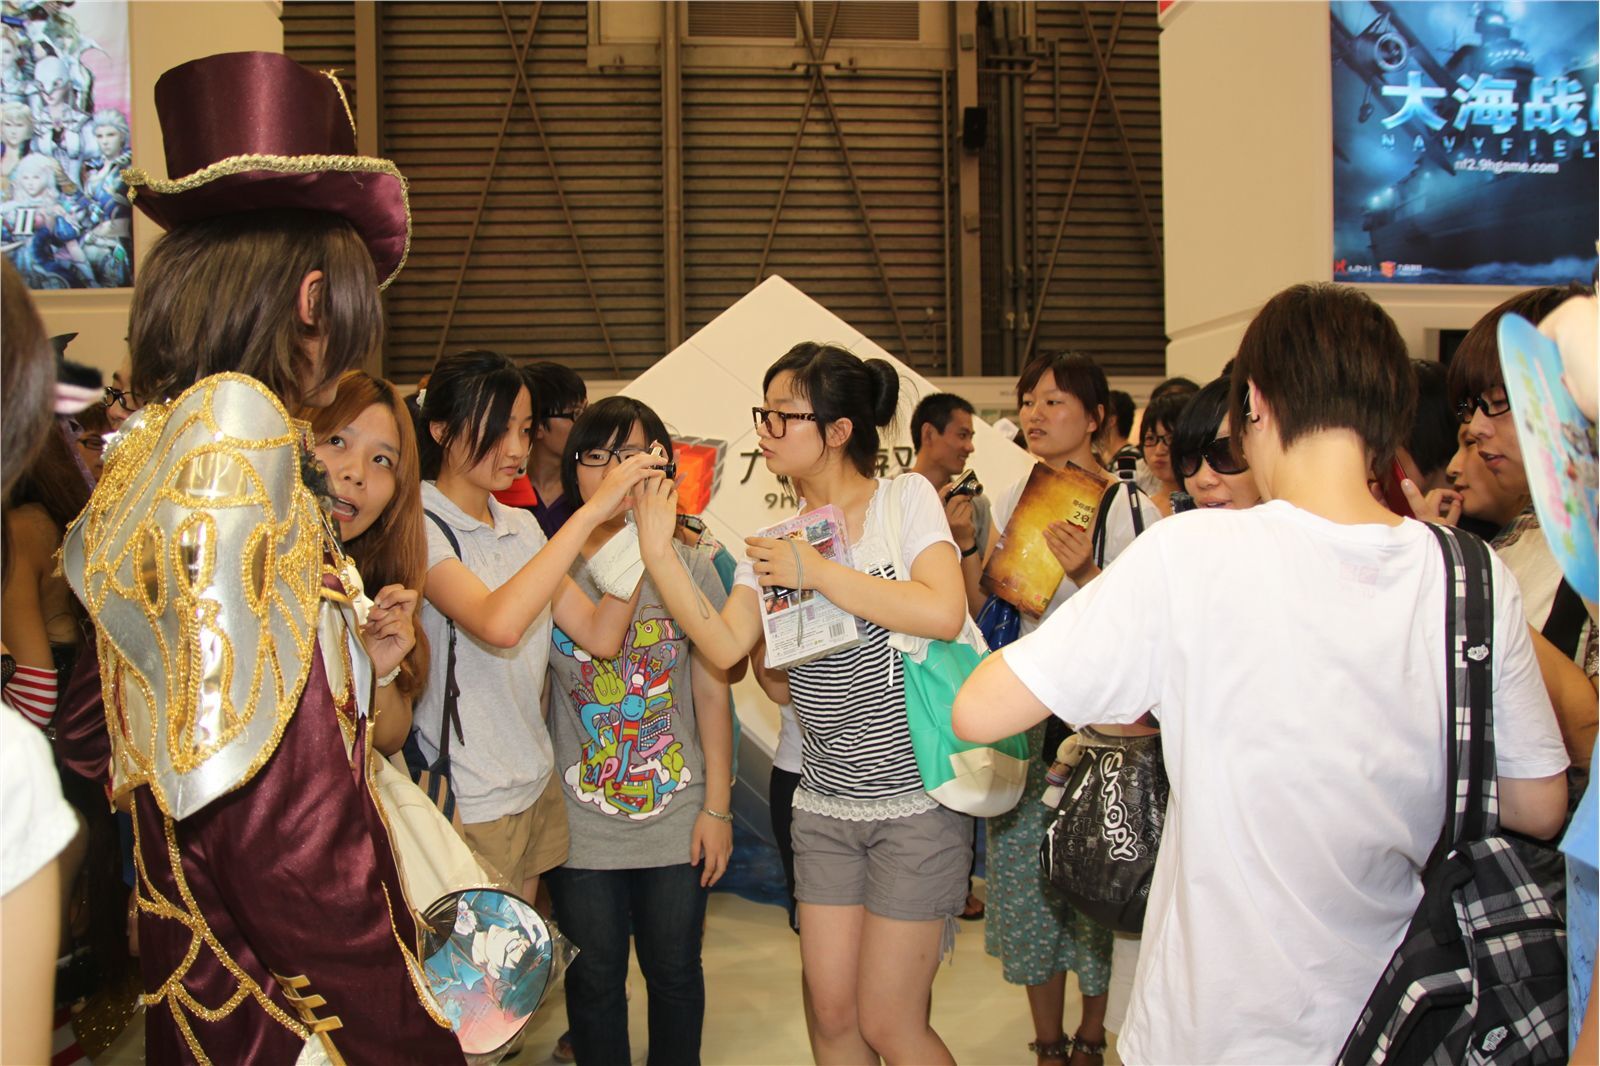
[
  {"x1": 102, "y1": 385, "x2": 139, "y2": 412},
  {"x1": 77, "y1": 433, "x2": 106, "y2": 453},
  {"x1": 752, "y1": 407, "x2": 819, "y2": 438},
  {"x1": 574, "y1": 445, "x2": 648, "y2": 468},
  {"x1": 1455, "y1": 390, "x2": 1512, "y2": 424},
  {"x1": 1142, "y1": 432, "x2": 1172, "y2": 450},
  {"x1": 1176, "y1": 436, "x2": 1248, "y2": 479},
  {"x1": 542, "y1": 406, "x2": 585, "y2": 422}
]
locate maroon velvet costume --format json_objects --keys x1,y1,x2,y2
[{"x1": 128, "y1": 642, "x2": 463, "y2": 1064}]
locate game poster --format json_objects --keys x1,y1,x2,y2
[
  {"x1": 2, "y1": 0, "x2": 133, "y2": 289},
  {"x1": 1331, "y1": 1, "x2": 1597, "y2": 285}
]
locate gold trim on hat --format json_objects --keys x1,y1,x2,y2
[
  {"x1": 318, "y1": 69, "x2": 360, "y2": 141},
  {"x1": 123, "y1": 154, "x2": 412, "y2": 291}
]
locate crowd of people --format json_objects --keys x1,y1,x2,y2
[{"x1": 1, "y1": 47, "x2": 1596, "y2": 1066}]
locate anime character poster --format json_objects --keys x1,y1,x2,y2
[
  {"x1": 1, "y1": 0, "x2": 133, "y2": 289},
  {"x1": 1331, "y1": 1, "x2": 1598, "y2": 285}
]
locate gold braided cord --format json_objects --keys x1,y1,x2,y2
[
  {"x1": 125, "y1": 794, "x2": 308, "y2": 1062},
  {"x1": 318, "y1": 69, "x2": 359, "y2": 140},
  {"x1": 122, "y1": 154, "x2": 412, "y2": 290}
]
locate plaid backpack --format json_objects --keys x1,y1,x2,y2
[{"x1": 1339, "y1": 525, "x2": 1567, "y2": 1065}]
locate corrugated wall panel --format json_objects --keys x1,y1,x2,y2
[
  {"x1": 1026, "y1": 1, "x2": 1164, "y2": 374},
  {"x1": 683, "y1": 67, "x2": 952, "y2": 373},
  {"x1": 979, "y1": 0, "x2": 1165, "y2": 377},
  {"x1": 379, "y1": 2, "x2": 664, "y2": 382}
]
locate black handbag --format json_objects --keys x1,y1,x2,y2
[{"x1": 1039, "y1": 726, "x2": 1167, "y2": 934}]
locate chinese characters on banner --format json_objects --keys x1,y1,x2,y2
[
  {"x1": 1, "y1": 1, "x2": 133, "y2": 290},
  {"x1": 1331, "y1": 1, "x2": 1597, "y2": 285}
]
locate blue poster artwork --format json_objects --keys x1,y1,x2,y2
[{"x1": 1331, "y1": 1, "x2": 1597, "y2": 285}]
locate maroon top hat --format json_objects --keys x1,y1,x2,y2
[{"x1": 124, "y1": 51, "x2": 410, "y2": 289}]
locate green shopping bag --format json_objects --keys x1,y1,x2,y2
[{"x1": 884, "y1": 476, "x2": 1030, "y2": 817}]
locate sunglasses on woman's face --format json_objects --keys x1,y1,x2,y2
[{"x1": 1176, "y1": 436, "x2": 1248, "y2": 479}]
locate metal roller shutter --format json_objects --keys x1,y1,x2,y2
[
  {"x1": 981, "y1": 0, "x2": 1165, "y2": 377},
  {"x1": 682, "y1": 64, "x2": 953, "y2": 373}
]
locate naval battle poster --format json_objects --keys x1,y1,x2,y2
[
  {"x1": 1, "y1": 0, "x2": 133, "y2": 290},
  {"x1": 1331, "y1": 1, "x2": 1597, "y2": 286}
]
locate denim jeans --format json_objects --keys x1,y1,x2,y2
[{"x1": 546, "y1": 863, "x2": 708, "y2": 1066}]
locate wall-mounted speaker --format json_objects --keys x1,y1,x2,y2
[{"x1": 961, "y1": 106, "x2": 987, "y2": 152}]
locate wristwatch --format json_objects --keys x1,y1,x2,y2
[{"x1": 960, "y1": 542, "x2": 980, "y2": 558}]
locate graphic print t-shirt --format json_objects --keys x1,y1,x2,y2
[{"x1": 548, "y1": 540, "x2": 727, "y2": 870}]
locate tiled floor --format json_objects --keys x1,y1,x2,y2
[{"x1": 94, "y1": 886, "x2": 1120, "y2": 1065}]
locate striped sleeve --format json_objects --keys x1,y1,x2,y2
[{"x1": 3, "y1": 663, "x2": 58, "y2": 729}]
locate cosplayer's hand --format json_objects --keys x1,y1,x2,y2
[
  {"x1": 745, "y1": 535, "x2": 825, "y2": 591},
  {"x1": 1400, "y1": 479, "x2": 1462, "y2": 527},
  {"x1": 589, "y1": 450, "x2": 667, "y2": 522},
  {"x1": 632, "y1": 477, "x2": 680, "y2": 563},
  {"x1": 361, "y1": 585, "x2": 417, "y2": 680},
  {"x1": 944, "y1": 492, "x2": 977, "y2": 553},
  {"x1": 1042, "y1": 520, "x2": 1095, "y2": 584},
  {"x1": 692, "y1": 812, "x2": 734, "y2": 888}
]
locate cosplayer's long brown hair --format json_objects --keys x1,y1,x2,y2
[
  {"x1": 299, "y1": 371, "x2": 431, "y2": 696},
  {"x1": 129, "y1": 209, "x2": 382, "y2": 408}
]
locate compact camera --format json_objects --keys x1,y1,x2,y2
[{"x1": 946, "y1": 469, "x2": 983, "y2": 499}]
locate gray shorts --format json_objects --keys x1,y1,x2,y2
[{"x1": 791, "y1": 804, "x2": 972, "y2": 922}]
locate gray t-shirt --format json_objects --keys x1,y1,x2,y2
[
  {"x1": 548, "y1": 540, "x2": 727, "y2": 870},
  {"x1": 972, "y1": 491, "x2": 994, "y2": 555},
  {"x1": 417, "y1": 481, "x2": 555, "y2": 825}
]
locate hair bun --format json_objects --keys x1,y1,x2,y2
[{"x1": 864, "y1": 358, "x2": 900, "y2": 427}]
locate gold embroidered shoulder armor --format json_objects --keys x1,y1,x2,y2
[{"x1": 62, "y1": 373, "x2": 326, "y2": 819}]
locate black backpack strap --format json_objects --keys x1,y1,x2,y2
[
  {"x1": 1090, "y1": 480, "x2": 1146, "y2": 569},
  {"x1": 422, "y1": 509, "x2": 465, "y2": 757},
  {"x1": 1540, "y1": 578, "x2": 1587, "y2": 661},
  {"x1": 1424, "y1": 524, "x2": 1497, "y2": 866}
]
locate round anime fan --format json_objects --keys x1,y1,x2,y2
[
  {"x1": 1497, "y1": 312, "x2": 1598, "y2": 602},
  {"x1": 421, "y1": 888, "x2": 561, "y2": 1063}
]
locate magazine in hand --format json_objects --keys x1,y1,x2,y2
[
  {"x1": 758, "y1": 504, "x2": 861, "y2": 669},
  {"x1": 982, "y1": 462, "x2": 1110, "y2": 617}
]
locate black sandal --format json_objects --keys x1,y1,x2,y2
[{"x1": 1029, "y1": 1036, "x2": 1071, "y2": 1064}]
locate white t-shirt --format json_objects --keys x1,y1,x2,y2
[
  {"x1": 773, "y1": 702, "x2": 804, "y2": 775},
  {"x1": 992, "y1": 466, "x2": 1162, "y2": 633},
  {"x1": 735, "y1": 476, "x2": 956, "y2": 812},
  {"x1": 0, "y1": 703, "x2": 77, "y2": 896},
  {"x1": 418, "y1": 482, "x2": 556, "y2": 824},
  {"x1": 1002, "y1": 501, "x2": 1569, "y2": 1065}
]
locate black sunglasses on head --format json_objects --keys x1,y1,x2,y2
[{"x1": 1176, "y1": 436, "x2": 1248, "y2": 480}]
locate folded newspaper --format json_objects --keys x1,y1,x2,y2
[{"x1": 758, "y1": 504, "x2": 861, "y2": 669}]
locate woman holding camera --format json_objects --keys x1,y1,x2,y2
[
  {"x1": 542, "y1": 396, "x2": 733, "y2": 1066},
  {"x1": 415, "y1": 350, "x2": 664, "y2": 906}
]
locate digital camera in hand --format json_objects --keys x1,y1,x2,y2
[{"x1": 947, "y1": 469, "x2": 983, "y2": 499}]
